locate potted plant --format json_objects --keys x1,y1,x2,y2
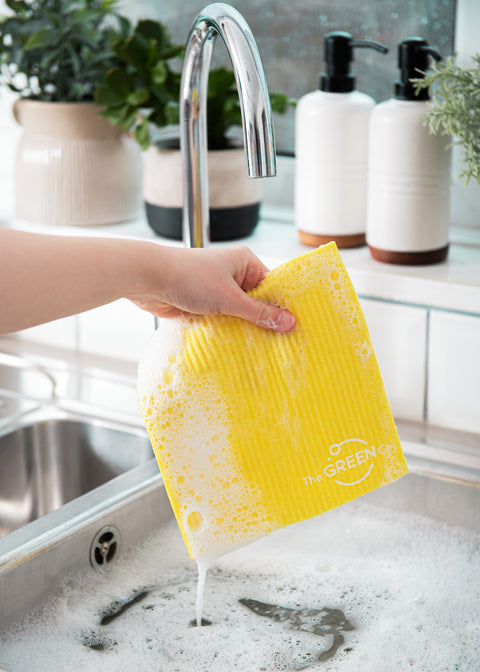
[
  {"x1": 414, "y1": 54, "x2": 480, "y2": 185},
  {"x1": 96, "y1": 17, "x2": 295, "y2": 241},
  {"x1": 0, "y1": 0, "x2": 142, "y2": 226}
]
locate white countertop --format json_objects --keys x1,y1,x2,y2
[{"x1": 4, "y1": 207, "x2": 479, "y2": 316}]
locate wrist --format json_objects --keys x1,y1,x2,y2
[{"x1": 122, "y1": 240, "x2": 174, "y2": 302}]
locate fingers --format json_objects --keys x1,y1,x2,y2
[
  {"x1": 256, "y1": 306, "x2": 296, "y2": 333},
  {"x1": 136, "y1": 244, "x2": 296, "y2": 333},
  {"x1": 241, "y1": 262, "x2": 268, "y2": 291},
  {"x1": 208, "y1": 247, "x2": 296, "y2": 333},
  {"x1": 228, "y1": 290, "x2": 296, "y2": 333},
  {"x1": 230, "y1": 249, "x2": 296, "y2": 333},
  {"x1": 230, "y1": 246, "x2": 270, "y2": 291}
]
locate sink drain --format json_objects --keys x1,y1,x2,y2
[{"x1": 90, "y1": 526, "x2": 120, "y2": 570}]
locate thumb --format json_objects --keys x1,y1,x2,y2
[{"x1": 228, "y1": 290, "x2": 296, "y2": 333}]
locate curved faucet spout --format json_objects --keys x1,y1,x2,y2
[{"x1": 180, "y1": 2, "x2": 277, "y2": 248}]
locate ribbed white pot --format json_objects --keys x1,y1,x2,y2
[{"x1": 13, "y1": 100, "x2": 142, "y2": 226}]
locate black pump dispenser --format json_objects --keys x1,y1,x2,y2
[
  {"x1": 320, "y1": 31, "x2": 388, "y2": 93},
  {"x1": 395, "y1": 37, "x2": 442, "y2": 101}
]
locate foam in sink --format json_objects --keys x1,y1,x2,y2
[{"x1": 137, "y1": 242, "x2": 408, "y2": 561}]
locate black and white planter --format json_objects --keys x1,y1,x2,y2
[{"x1": 143, "y1": 143, "x2": 261, "y2": 241}]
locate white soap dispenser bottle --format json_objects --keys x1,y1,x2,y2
[
  {"x1": 366, "y1": 38, "x2": 452, "y2": 265},
  {"x1": 295, "y1": 32, "x2": 388, "y2": 248}
]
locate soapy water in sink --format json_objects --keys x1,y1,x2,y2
[{"x1": 1, "y1": 499, "x2": 479, "y2": 672}]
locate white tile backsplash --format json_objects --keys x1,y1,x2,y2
[
  {"x1": 77, "y1": 299, "x2": 154, "y2": 363},
  {"x1": 360, "y1": 297, "x2": 427, "y2": 422},
  {"x1": 15, "y1": 314, "x2": 78, "y2": 350},
  {"x1": 428, "y1": 310, "x2": 480, "y2": 435}
]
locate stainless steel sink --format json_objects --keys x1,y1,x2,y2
[
  {"x1": 0, "y1": 404, "x2": 166, "y2": 629},
  {"x1": 0, "y1": 411, "x2": 153, "y2": 538},
  {"x1": 0, "y1": 350, "x2": 478, "y2": 669},
  {"x1": 0, "y1": 349, "x2": 166, "y2": 630},
  {"x1": 0, "y1": 435, "x2": 478, "y2": 670}
]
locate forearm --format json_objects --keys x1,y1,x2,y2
[
  {"x1": 0, "y1": 230, "x2": 295, "y2": 335},
  {"x1": 0, "y1": 230, "x2": 153, "y2": 334}
]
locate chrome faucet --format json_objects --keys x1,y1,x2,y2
[{"x1": 180, "y1": 3, "x2": 277, "y2": 248}]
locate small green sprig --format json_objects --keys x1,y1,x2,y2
[{"x1": 414, "y1": 54, "x2": 480, "y2": 185}]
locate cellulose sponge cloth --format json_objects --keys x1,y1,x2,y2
[{"x1": 137, "y1": 242, "x2": 408, "y2": 561}]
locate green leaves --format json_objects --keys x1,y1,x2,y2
[
  {"x1": 96, "y1": 17, "x2": 183, "y2": 149},
  {"x1": 165, "y1": 99, "x2": 179, "y2": 125},
  {"x1": 151, "y1": 61, "x2": 167, "y2": 85},
  {"x1": 94, "y1": 83, "x2": 124, "y2": 107},
  {"x1": 208, "y1": 66, "x2": 236, "y2": 96},
  {"x1": 5, "y1": 0, "x2": 27, "y2": 12},
  {"x1": 23, "y1": 27, "x2": 53, "y2": 50},
  {"x1": 134, "y1": 115, "x2": 150, "y2": 150},
  {"x1": 270, "y1": 92, "x2": 297, "y2": 115},
  {"x1": 127, "y1": 88, "x2": 149, "y2": 106},
  {"x1": 135, "y1": 19, "x2": 167, "y2": 45},
  {"x1": 105, "y1": 66, "x2": 134, "y2": 97},
  {"x1": 0, "y1": 0, "x2": 122, "y2": 101},
  {"x1": 114, "y1": 33, "x2": 150, "y2": 69},
  {"x1": 415, "y1": 55, "x2": 480, "y2": 185}
]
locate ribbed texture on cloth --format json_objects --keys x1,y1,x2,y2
[{"x1": 138, "y1": 242, "x2": 408, "y2": 560}]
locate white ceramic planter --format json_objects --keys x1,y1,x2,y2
[
  {"x1": 142, "y1": 144, "x2": 261, "y2": 241},
  {"x1": 13, "y1": 100, "x2": 142, "y2": 226}
]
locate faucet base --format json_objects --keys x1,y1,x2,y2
[{"x1": 145, "y1": 201, "x2": 260, "y2": 242}]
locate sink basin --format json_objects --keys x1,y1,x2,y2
[
  {"x1": 0, "y1": 411, "x2": 153, "y2": 538},
  {"x1": 0, "y1": 437, "x2": 478, "y2": 671},
  {"x1": 0, "y1": 404, "x2": 166, "y2": 630},
  {"x1": 0, "y1": 351, "x2": 478, "y2": 669}
]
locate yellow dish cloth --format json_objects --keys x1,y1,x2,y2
[{"x1": 138, "y1": 242, "x2": 408, "y2": 561}]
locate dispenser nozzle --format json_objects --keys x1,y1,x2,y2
[
  {"x1": 395, "y1": 37, "x2": 442, "y2": 101},
  {"x1": 350, "y1": 39, "x2": 389, "y2": 55},
  {"x1": 419, "y1": 45, "x2": 442, "y2": 62},
  {"x1": 320, "y1": 32, "x2": 389, "y2": 93}
]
